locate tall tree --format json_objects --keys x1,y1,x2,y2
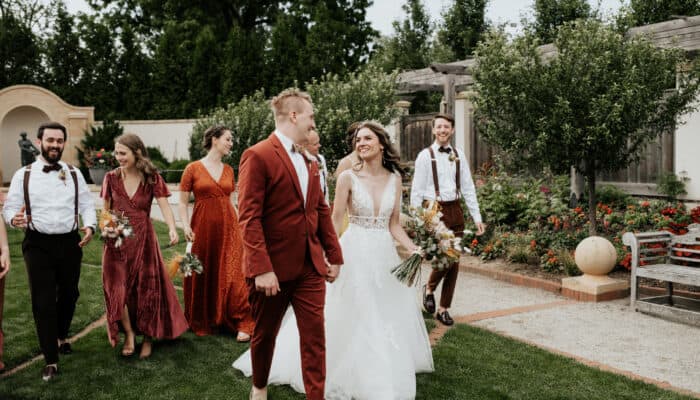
[
  {"x1": 78, "y1": 14, "x2": 119, "y2": 119},
  {"x1": 628, "y1": 0, "x2": 700, "y2": 26},
  {"x1": 438, "y1": 0, "x2": 488, "y2": 59},
  {"x1": 373, "y1": 0, "x2": 434, "y2": 72},
  {"x1": 220, "y1": 25, "x2": 267, "y2": 104},
  {"x1": 473, "y1": 20, "x2": 700, "y2": 234},
  {"x1": 44, "y1": 2, "x2": 84, "y2": 104},
  {"x1": 0, "y1": 11, "x2": 42, "y2": 87},
  {"x1": 531, "y1": 0, "x2": 591, "y2": 43}
]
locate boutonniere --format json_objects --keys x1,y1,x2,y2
[
  {"x1": 58, "y1": 169, "x2": 67, "y2": 185},
  {"x1": 448, "y1": 153, "x2": 456, "y2": 162}
]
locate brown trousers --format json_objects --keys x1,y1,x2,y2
[{"x1": 426, "y1": 200, "x2": 465, "y2": 308}]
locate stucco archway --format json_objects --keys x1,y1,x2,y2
[{"x1": 0, "y1": 85, "x2": 94, "y2": 184}]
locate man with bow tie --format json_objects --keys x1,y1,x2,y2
[
  {"x1": 410, "y1": 114, "x2": 485, "y2": 326},
  {"x1": 3, "y1": 122, "x2": 96, "y2": 381}
]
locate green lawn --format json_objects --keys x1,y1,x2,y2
[{"x1": 0, "y1": 222, "x2": 694, "y2": 400}]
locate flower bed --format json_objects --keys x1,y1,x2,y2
[{"x1": 462, "y1": 169, "x2": 700, "y2": 276}]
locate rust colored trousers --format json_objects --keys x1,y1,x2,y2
[{"x1": 426, "y1": 200, "x2": 465, "y2": 308}]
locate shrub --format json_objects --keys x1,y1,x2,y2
[
  {"x1": 165, "y1": 159, "x2": 190, "y2": 183},
  {"x1": 147, "y1": 146, "x2": 170, "y2": 166},
  {"x1": 656, "y1": 172, "x2": 689, "y2": 201},
  {"x1": 595, "y1": 185, "x2": 630, "y2": 209}
]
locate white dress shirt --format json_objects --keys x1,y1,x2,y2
[
  {"x1": 410, "y1": 143, "x2": 482, "y2": 224},
  {"x1": 3, "y1": 159, "x2": 97, "y2": 234},
  {"x1": 274, "y1": 130, "x2": 309, "y2": 205}
]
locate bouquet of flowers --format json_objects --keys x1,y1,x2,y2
[
  {"x1": 392, "y1": 201, "x2": 469, "y2": 286},
  {"x1": 99, "y1": 209, "x2": 133, "y2": 248},
  {"x1": 168, "y1": 242, "x2": 204, "y2": 277}
]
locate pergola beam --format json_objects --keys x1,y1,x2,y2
[{"x1": 429, "y1": 63, "x2": 473, "y2": 75}]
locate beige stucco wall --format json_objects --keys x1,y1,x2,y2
[
  {"x1": 675, "y1": 100, "x2": 700, "y2": 201},
  {"x1": 0, "y1": 85, "x2": 94, "y2": 184},
  {"x1": 102, "y1": 119, "x2": 195, "y2": 161}
]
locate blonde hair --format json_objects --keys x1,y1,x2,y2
[{"x1": 270, "y1": 88, "x2": 313, "y2": 120}]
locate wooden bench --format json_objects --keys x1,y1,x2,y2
[{"x1": 622, "y1": 223, "x2": 700, "y2": 327}]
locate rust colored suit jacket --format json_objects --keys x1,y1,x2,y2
[{"x1": 238, "y1": 133, "x2": 343, "y2": 281}]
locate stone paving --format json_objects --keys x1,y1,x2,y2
[{"x1": 421, "y1": 264, "x2": 700, "y2": 398}]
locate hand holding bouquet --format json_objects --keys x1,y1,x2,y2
[
  {"x1": 392, "y1": 201, "x2": 469, "y2": 286},
  {"x1": 99, "y1": 209, "x2": 133, "y2": 248},
  {"x1": 169, "y1": 241, "x2": 204, "y2": 277}
]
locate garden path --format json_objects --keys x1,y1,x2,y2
[{"x1": 423, "y1": 262, "x2": 700, "y2": 398}]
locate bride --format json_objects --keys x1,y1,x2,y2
[{"x1": 233, "y1": 121, "x2": 433, "y2": 399}]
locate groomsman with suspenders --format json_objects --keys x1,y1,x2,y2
[
  {"x1": 410, "y1": 114, "x2": 485, "y2": 326},
  {"x1": 3, "y1": 122, "x2": 96, "y2": 381}
]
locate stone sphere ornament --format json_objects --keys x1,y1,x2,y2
[{"x1": 574, "y1": 236, "x2": 617, "y2": 276}]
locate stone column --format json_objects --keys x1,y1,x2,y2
[{"x1": 454, "y1": 91, "x2": 476, "y2": 169}]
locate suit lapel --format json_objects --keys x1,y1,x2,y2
[{"x1": 270, "y1": 134, "x2": 304, "y2": 204}]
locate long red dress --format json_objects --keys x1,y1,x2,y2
[
  {"x1": 180, "y1": 161, "x2": 254, "y2": 336},
  {"x1": 101, "y1": 170, "x2": 188, "y2": 346}
]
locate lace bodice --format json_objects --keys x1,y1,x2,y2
[{"x1": 347, "y1": 172, "x2": 397, "y2": 230}]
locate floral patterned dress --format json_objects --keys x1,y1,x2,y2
[
  {"x1": 101, "y1": 170, "x2": 188, "y2": 346},
  {"x1": 180, "y1": 161, "x2": 254, "y2": 336}
]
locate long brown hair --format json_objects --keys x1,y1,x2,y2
[
  {"x1": 353, "y1": 121, "x2": 404, "y2": 177},
  {"x1": 115, "y1": 133, "x2": 159, "y2": 184}
]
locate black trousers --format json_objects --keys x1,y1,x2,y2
[{"x1": 22, "y1": 230, "x2": 82, "y2": 365}]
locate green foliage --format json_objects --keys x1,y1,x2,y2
[
  {"x1": 372, "y1": 0, "x2": 433, "y2": 72},
  {"x1": 147, "y1": 146, "x2": 169, "y2": 166},
  {"x1": 529, "y1": 0, "x2": 591, "y2": 44},
  {"x1": 473, "y1": 19, "x2": 700, "y2": 233},
  {"x1": 190, "y1": 90, "x2": 274, "y2": 167},
  {"x1": 77, "y1": 120, "x2": 124, "y2": 170},
  {"x1": 656, "y1": 171, "x2": 689, "y2": 201},
  {"x1": 0, "y1": 9, "x2": 42, "y2": 87},
  {"x1": 165, "y1": 159, "x2": 189, "y2": 183},
  {"x1": 438, "y1": 0, "x2": 488, "y2": 59},
  {"x1": 628, "y1": 0, "x2": 700, "y2": 26},
  {"x1": 595, "y1": 184, "x2": 631, "y2": 209},
  {"x1": 192, "y1": 65, "x2": 399, "y2": 172}
]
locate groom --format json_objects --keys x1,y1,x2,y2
[{"x1": 237, "y1": 88, "x2": 343, "y2": 400}]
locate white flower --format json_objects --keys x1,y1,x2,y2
[{"x1": 122, "y1": 228, "x2": 132, "y2": 238}]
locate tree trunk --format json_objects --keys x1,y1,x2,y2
[{"x1": 587, "y1": 169, "x2": 597, "y2": 236}]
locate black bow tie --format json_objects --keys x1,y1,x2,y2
[
  {"x1": 438, "y1": 146, "x2": 452, "y2": 154},
  {"x1": 42, "y1": 164, "x2": 62, "y2": 173}
]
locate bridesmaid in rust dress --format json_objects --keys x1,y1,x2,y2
[
  {"x1": 101, "y1": 133, "x2": 188, "y2": 359},
  {"x1": 177, "y1": 126, "x2": 254, "y2": 341}
]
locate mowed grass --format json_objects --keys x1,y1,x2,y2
[
  {"x1": 1, "y1": 219, "x2": 186, "y2": 370},
  {"x1": 0, "y1": 221, "x2": 694, "y2": 399}
]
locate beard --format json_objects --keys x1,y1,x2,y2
[{"x1": 41, "y1": 144, "x2": 63, "y2": 164}]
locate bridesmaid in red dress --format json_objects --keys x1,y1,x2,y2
[
  {"x1": 101, "y1": 133, "x2": 188, "y2": 359},
  {"x1": 177, "y1": 126, "x2": 254, "y2": 341}
]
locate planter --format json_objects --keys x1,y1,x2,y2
[{"x1": 88, "y1": 168, "x2": 108, "y2": 186}]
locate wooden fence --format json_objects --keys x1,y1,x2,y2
[
  {"x1": 600, "y1": 129, "x2": 674, "y2": 185},
  {"x1": 399, "y1": 113, "x2": 438, "y2": 162}
]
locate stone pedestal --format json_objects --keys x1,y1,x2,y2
[
  {"x1": 562, "y1": 275, "x2": 629, "y2": 302},
  {"x1": 561, "y1": 236, "x2": 630, "y2": 301}
]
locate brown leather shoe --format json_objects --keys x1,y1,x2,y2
[
  {"x1": 41, "y1": 364, "x2": 58, "y2": 381},
  {"x1": 436, "y1": 310, "x2": 454, "y2": 326}
]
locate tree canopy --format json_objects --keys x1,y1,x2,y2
[{"x1": 473, "y1": 20, "x2": 700, "y2": 233}]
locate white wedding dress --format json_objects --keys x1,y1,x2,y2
[{"x1": 233, "y1": 171, "x2": 433, "y2": 399}]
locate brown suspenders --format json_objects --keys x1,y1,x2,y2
[
  {"x1": 427, "y1": 147, "x2": 461, "y2": 201},
  {"x1": 23, "y1": 164, "x2": 80, "y2": 231}
]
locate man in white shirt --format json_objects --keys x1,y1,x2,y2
[
  {"x1": 304, "y1": 129, "x2": 330, "y2": 205},
  {"x1": 410, "y1": 114, "x2": 485, "y2": 326},
  {"x1": 3, "y1": 122, "x2": 96, "y2": 381}
]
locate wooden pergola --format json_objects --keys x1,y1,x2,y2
[{"x1": 396, "y1": 15, "x2": 700, "y2": 115}]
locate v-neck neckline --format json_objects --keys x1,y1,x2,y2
[
  {"x1": 199, "y1": 160, "x2": 224, "y2": 185},
  {"x1": 351, "y1": 172, "x2": 394, "y2": 219},
  {"x1": 120, "y1": 169, "x2": 143, "y2": 200}
]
